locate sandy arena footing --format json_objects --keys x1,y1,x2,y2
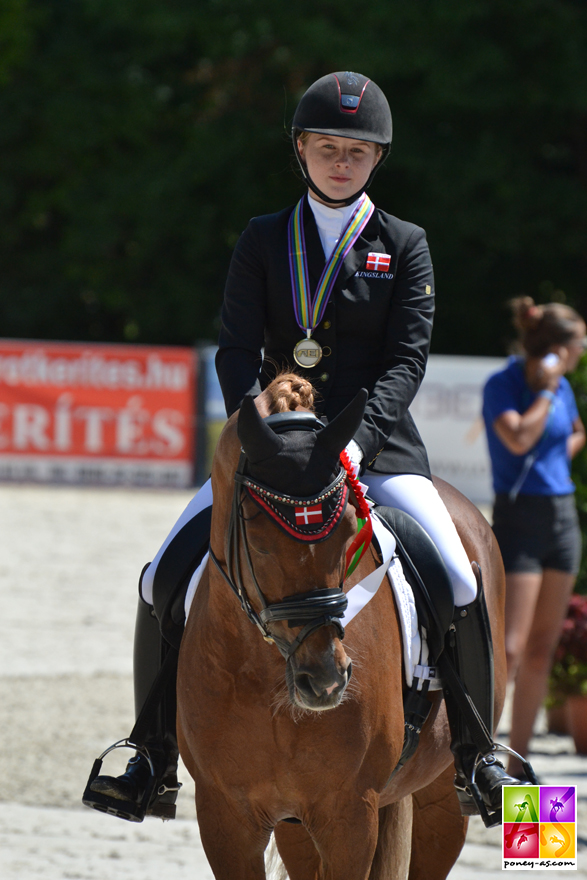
[{"x1": 1, "y1": 484, "x2": 585, "y2": 878}]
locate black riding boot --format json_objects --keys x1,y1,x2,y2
[
  {"x1": 441, "y1": 563, "x2": 536, "y2": 828},
  {"x1": 84, "y1": 596, "x2": 180, "y2": 821},
  {"x1": 83, "y1": 505, "x2": 212, "y2": 822}
]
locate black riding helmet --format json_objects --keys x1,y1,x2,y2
[{"x1": 292, "y1": 71, "x2": 392, "y2": 206}]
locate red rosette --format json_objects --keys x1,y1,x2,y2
[{"x1": 340, "y1": 449, "x2": 373, "y2": 576}]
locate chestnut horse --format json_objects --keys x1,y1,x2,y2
[{"x1": 177, "y1": 376, "x2": 506, "y2": 880}]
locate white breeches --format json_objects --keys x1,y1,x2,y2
[
  {"x1": 140, "y1": 479, "x2": 213, "y2": 605},
  {"x1": 363, "y1": 473, "x2": 477, "y2": 607},
  {"x1": 141, "y1": 472, "x2": 477, "y2": 608}
]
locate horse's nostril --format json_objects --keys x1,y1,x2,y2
[
  {"x1": 295, "y1": 673, "x2": 315, "y2": 696},
  {"x1": 295, "y1": 671, "x2": 347, "y2": 700}
]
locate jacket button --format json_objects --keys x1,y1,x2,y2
[
  {"x1": 322, "y1": 346, "x2": 331, "y2": 357},
  {"x1": 320, "y1": 372, "x2": 329, "y2": 382},
  {"x1": 323, "y1": 320, "x2": 332, "y2": 329}
]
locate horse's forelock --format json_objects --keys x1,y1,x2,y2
[
  {"x1": 267, "y1": 372, "x2": 315, "y2": 415},
  {"x1": 244, "y1": 373, "x2": 340, "y2": 497}
]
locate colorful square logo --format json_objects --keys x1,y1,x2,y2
[
  {"x1": 539, "y1": 786, "x2": 576, "y2": 823},
  {"x1": 502, "y1": 785, "x2": 577, "y2": 870}
]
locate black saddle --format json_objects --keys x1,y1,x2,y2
[{"x1": 372, "y1": 506, "x2": 454, "y2": 664}]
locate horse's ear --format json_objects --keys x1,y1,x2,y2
[
  {"x1": 237, "y1": 395, "x2": 284, "y2": 463},
  {"x1": 316, "y1": 389, "x2": 368, "y2": 458}
]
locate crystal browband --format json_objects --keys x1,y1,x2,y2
[
  {"x1": 235, "y1": 467, "x2": 346, "y2": 507},
  {"x1": 247, "y1": 486, "x2": 348, "y2": 540}
]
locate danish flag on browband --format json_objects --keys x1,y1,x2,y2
[
  {"x1": 295, "y1": 504, "x2": 323, "y2": 524},
  {"x1": 366, "y1": 253, "x2": 391, "y2": 272}
]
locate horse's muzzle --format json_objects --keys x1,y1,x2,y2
[{"x1": 289, "y1": 658, "x2": 352, "y2": 711}]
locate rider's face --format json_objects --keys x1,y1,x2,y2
[{"x1": 297, "y1": 133, "x2": 382, "y2": 206}]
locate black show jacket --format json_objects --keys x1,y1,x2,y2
[{"x1": 216, "y1": 197, "x2": 434, "y2": 477}]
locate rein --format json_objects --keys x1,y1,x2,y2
[{"x1": 209, "y1": 437, "x2": 373, "y2": 662}]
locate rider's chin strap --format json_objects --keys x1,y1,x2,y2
[{"x1": 340, "y1": 449, "x2": 373, "y2": 577}]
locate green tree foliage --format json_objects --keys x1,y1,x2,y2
[
  {"x1": 570, "y1": 360, "x2": 587, "y2": 593},
  {"x1": 1, "y1": 0, "x2": 586, "y2": 348}
]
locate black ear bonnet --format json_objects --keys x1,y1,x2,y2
[{"x1": 236, "y1": 392, "x2": 367, "y2": 542}]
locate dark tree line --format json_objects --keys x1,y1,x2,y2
[{"x1": 1, "y1": 0, "x2": 586, "y2": 355}]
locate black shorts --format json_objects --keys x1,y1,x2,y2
[{"x1": 492, "y1": 493, "x2": 581, "y2": 575}]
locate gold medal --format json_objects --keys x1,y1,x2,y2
[{"x1": 293, "y1": 337, "x2": 323, "y2": 368}]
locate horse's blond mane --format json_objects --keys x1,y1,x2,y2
[{"x1": 266, "y1": 372, "x2": 315, "y2": 415}]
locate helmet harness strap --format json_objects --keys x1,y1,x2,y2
[{"x1": 292, "y1": 136, "x2": 390, "y2": 207}]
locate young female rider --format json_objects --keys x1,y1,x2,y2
[{"x1": 85, "y1": 71, "x2": 530, "y2": 824}]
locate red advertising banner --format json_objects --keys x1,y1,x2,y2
[{"x1": 0, "y1": 339, "x2": 197, "y2": 486}]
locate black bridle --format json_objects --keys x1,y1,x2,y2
[{"x1": 209, "y1": 416, "x2": 351, "y2": 661}]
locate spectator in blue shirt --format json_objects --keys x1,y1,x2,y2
[{"x1": 483, "y1": 296, "x2": 586, "y2": 778}]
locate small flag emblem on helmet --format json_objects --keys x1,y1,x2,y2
[{"x1": 366, "y1": 253, "x2": 391, "y2": 272}]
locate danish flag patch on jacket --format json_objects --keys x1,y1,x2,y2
[{"x1": 366, "y1": 252, "x2": 391, "y2": 272}]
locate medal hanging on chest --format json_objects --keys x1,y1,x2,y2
[{"x1": 288, "y1": 193, "x2": 374, "y2": 368}]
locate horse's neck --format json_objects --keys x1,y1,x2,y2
[{"x1": 198, "y1": 562, "x2": 276, "y2": 666}]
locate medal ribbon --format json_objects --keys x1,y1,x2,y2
[{"x1": 288, "y1": 192, "x2": 374, "y2": 335}]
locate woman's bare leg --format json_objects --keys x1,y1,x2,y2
[
  {"x1": 506, "y1": 569, "x2": 575, "y2": 775},
  {"x1": 504, "y1": 572, "x2": 542, "y2": 683}
]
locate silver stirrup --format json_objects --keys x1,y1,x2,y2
[
  {"x1": 96, "y1": 738, "x2": 156, "y2": 775},
  {"x1": 471, "y1": 742, "x2": 536, "y2": 786}
]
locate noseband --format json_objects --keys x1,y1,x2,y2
[{"x1": 209, "y1": 412, "x2": 372, "y2": 661}]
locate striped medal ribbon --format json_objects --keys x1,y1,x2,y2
[{"x1": 288, "y1": 192, "x2": 374, "y2": 368}]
